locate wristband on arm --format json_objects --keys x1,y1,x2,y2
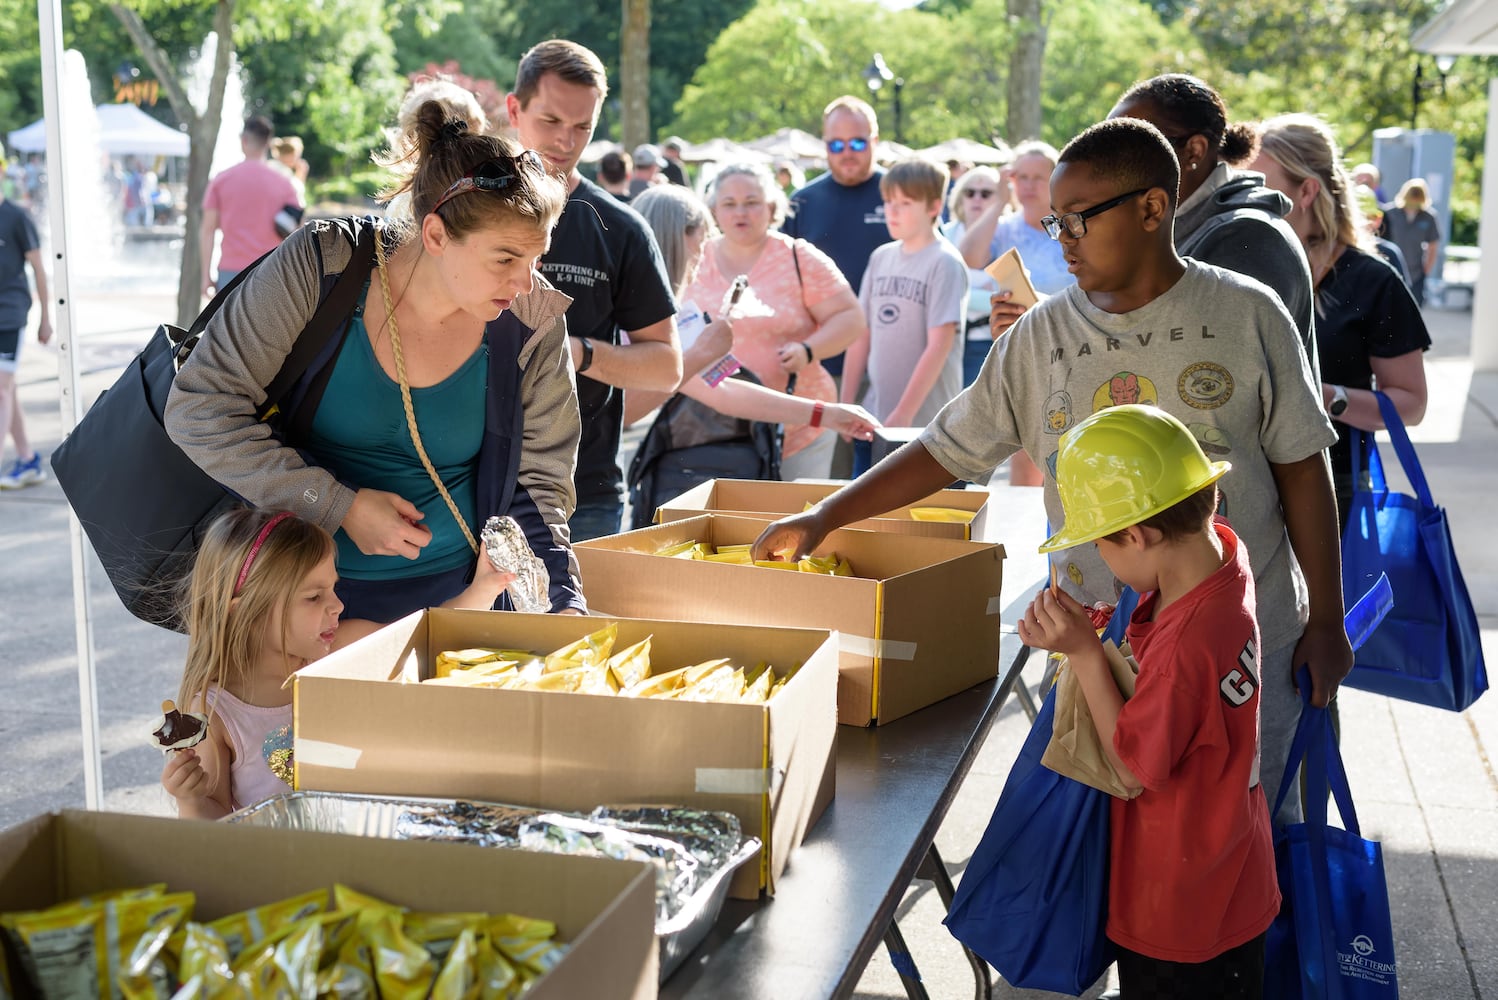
[{"x1": 800, "y1": 341, "x2": 814, "y2": 364}]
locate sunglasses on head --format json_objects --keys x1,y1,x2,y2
[
  {"x1": 431, "y1": 149, "x2": 545, "y2": 215},
  {"x1": 826, "y1": 137, "x2": 870, "y2": 154}
]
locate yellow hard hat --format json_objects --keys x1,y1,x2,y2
[{"x1": 1039, "y1": 404, "x2": 1230, "y2": 553}]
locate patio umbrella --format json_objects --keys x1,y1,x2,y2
[
  {"x1": 744, "y1": 127, "x2": 826, "y2": 161},
  {"x1": 679, "y1": 137, "x2": 772, "y2": 165},
  {"x1": 918, "y1": 136, "x2": 1013, "y2": 166}
]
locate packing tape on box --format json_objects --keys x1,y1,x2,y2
[
  {"x1": 295, "y1": 739, "x2": 363, "y2": 769},
  {"x1": 696, "y1": 767, "x2": 782, "y2": 795},
  {"x1": 838, "y1": 633, "x2": 917, "y2": 660},
  {"x1": 987, "y1": 595, "x2": 1002, "y2": 615}
]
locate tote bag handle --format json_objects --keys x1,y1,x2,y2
[{"x1": 1365, "y1": 390, "x2": 1435, "y2": 509}]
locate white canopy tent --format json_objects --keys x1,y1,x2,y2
[
  {"x1": 1412, "y1": 0, "x2": 1498, "y2": 371},
  {"x1": 8, "y1": 101, "x2": 189, "y2": 158}
]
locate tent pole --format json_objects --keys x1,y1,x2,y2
[{"x1": 38, "y1": 0, "x2": 105, "y2": 809}]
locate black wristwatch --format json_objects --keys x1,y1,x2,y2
[
  {"x1": 576, "y1": 337, "x2": 594, "y2": 374},
  {"x1": 1328, "y1": 384, "x2": 1349, "y2": 418}
]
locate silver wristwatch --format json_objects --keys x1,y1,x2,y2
[{"x1": 1328, "y1": 384, "x2": 1349, "y2": 418}]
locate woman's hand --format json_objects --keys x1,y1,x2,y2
[
  {"x1": 776, "y1": 340, "x2": 814, "y2": 375},
  {"x1": 826, "y1": 402, "x2": 881, "y2": 443},
  {"x1": 1017, "y1": 587, "x2": 1103, "y2": 658},
  {"x1": 696, "y1": 319, "x2": 736, "y2": 368},
  {"x1": 344, "y1": 489, "x2": 432, "y2": 559}
]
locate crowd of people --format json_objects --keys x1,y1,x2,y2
[{"x1": 0, "y1": 42, "x2": 1453, "y2": 997}]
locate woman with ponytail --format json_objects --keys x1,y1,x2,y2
[
  {"x1": 166, "y1": 100, "x2": 586, "y2": 635},
  {"x1": 1250, "y1": 113, "x2": 1429, "y2": 529}
]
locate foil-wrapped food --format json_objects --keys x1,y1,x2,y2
[
  {"x1": 482, "y1": 515, "x2": 550, "y2": 613},
  {"x1": 394, "y1": 800, "x2": 538, "y2": 848},
  {"x1": 519, "y1": 814, "x2": 701, "y2": 922}
]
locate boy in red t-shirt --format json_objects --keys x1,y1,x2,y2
[{"x1": 1018, "y1": 404, "x2": 1280, "y2": 999}]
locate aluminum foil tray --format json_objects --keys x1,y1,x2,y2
[{"x1": 225, "y1": 791, "x2": 759, "y2": 981}]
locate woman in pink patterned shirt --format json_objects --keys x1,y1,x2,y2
[{"x1": 690, "y1": 162, "x2": 865, "y2": 479}]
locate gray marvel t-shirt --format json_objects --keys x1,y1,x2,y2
[
  {"x1": 859, "y1": 236, "x2": 969, "y2": 426},
  {"x1": 921, "y1": 258, "x2": 1336, "y2": 652}
]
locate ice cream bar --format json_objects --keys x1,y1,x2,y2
[{"x1": 151, "y1": 699, "x2": 208, "y2": 753}]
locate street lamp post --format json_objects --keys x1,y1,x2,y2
[
  {"x1": 1412, "y1": 54, "x2": 1457, "y2": 130},
  {"x1": 861, "y1": 52, "x2": 904, "y2": 145}
]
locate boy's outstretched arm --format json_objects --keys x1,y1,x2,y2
[
  {"x1": 750, "y1": 441, "x2": 957, "y2": 561},
  {"x1": 1271, "y1": 452, "x2": 1354, "y2": 707}
]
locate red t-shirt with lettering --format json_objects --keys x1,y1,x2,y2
[{"x1": 1108, "y1": 521, "x2": 1281, "y2": 963}]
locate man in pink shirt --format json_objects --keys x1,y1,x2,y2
[{"x1": 200, "y1": 115, "x2": 300, "y2": 294}]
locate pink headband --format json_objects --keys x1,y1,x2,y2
[{"x1": 234, "y1": 512, "x2": 294, "y2": 596}]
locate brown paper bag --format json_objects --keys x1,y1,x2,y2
[{"x1": 1041, "y1": 640, "x2": 1141, "y2": 798}]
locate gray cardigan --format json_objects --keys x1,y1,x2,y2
[{"x1": 165, "y1": 219, "x2": 585, "y2": 600}]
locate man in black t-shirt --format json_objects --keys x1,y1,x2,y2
[
  {"x1": 506, "y1": 41, "x2": 680, "y2": 540},
  {"x1": 0, "y1": 195, "x2": 51, "y2": 490}
]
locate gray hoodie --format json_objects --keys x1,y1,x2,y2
[{"x1": 1176, "y1": 164, "x2": 1319, "y2": 381}]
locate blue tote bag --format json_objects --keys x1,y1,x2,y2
[
  {"x1": 1265, "y1": 667, "x2": 1399, "y2": 1000},
  {"x1": 1340, "y1": 391, "x2": 1486, "y2": 710},
  {"x1": 944, "y1": 588, "x2": 1138, "y2": 995}
]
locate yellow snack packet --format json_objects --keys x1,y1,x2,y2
[
  {"x1": 908, "y1": 506, "x2": 976, "y2": 523},
  {"x1": 604, "y1": 637, "x2": 653, "y2": 689},
  {"x1": 544, "y1": 623, "x2": 617, "y2": 673},
  {"x1": 3, "y1": 890, "x2": 194, "y2": 1000},
  {"x1": 619, "y1": 664, "x2": 691, "y2": 699},
  {"x1": 228, "y1": 910, "x2": 329, "y2": 999},
  {"x1": 318, "y1": 909, "x2": 378, "y2": 999},
  {"x1": 206, "y1": 886, "x2": 326, "y2": 961},
  {"x1": 653, "y1": 539, "x2": 699, "y2": 558},
  {"x1": 753, "y1": 559, "x2": 802, "y2": 571},
  {"x1": 155, "y1": 922, "x2": 233, "y2": 1000},
  {"x1": 741, "y1": 666, "x2": 775, "y2": 704},
  {"x1": 360, "y1": 908, "x2": 438, "y2": 999},
  {"x1": 487, "y1": 915, "x2": 566, "y2": 980},
  {"x1": 681, "y1": 666, "x2": 745, "y2": 703}
]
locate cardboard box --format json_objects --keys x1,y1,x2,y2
[
  {"x1": 293, "y1": 610, "x2": 838, "y2": 899},
  {"x1": 576, "y1": 515, "x2": 1004, "y2": 727},
  {"x1": 0, "y1": 810, "x2": 657, "y2": 1000},
  {"x1": 655, "y1": 478, "x2": 990, "y2": 541}
]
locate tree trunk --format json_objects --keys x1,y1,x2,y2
[
  {"x1": 620, "y1": 0, "x2": 651, "y2": 150},
  {"x1": 1006, "y1": 0, "x2": 1045, "y2": 143},
  {"x1": 110, "y1": 0, "x2": 235, "y2": 327}
]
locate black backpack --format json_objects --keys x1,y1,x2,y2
[{"x1": 625, "y1": 370, "x2": 783, "y2": 530}]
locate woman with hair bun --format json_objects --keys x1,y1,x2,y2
[
  {"x1": 167, "y1": 100, "x2": 586, "y2": 637},
  {"x1": 1106, "y1": 74, "x2": 1319, "y2": 371}
]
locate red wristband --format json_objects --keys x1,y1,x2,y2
[{"x1": 810, "y1": 400, "x2": 824, "y2": 428}]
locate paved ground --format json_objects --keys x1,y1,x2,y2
[{"x1": 1, "y1": 244, "x2": 1494, "y2": 998}]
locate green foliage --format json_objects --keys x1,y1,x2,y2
[{"x1": 308, "y1": 165, "x2": 389, "y2": 206}]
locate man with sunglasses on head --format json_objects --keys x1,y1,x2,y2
[
  {"x1": 781, "y1": 96, "x2": 888, "y2": 475},
  {"x1": 505, "y1": 40, "x2": 681, "y2": 541}
]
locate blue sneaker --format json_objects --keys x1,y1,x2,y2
[{"x1": 0, "y1": 453, "x2": 45, "y2": 489}]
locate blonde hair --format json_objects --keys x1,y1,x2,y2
[
  {"x1": 1255, "y1": 113, "x2": 1368, "y2": 255},
  {"x1": 177, "y1": 509, "x2": 335, "y2": 717},
  {"x1": 1395, "y1": 177, "x2": 1430, "y2": 209},
  {"x1": 707, "y1": 161, "x2": 789, "y2": 228},
  {"x1": 947, "y1": 165, "x2": 1002, "y2": 225},
  {"x1": 880, "y1": 158, "x2": 948, "y2": 208},
  {"x1": 632, "y1": 185, "x2": 716, "y2": 296},
  {"x1": 375, "y1": 100, "x2": 565, "y2": 244}
]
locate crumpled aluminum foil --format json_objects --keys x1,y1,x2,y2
[
  {"x1": 482, "y1": 515, "x2": 550, "y2": 613},
  {"x1": 519, "y1": 813, "x2": 702, "y2": 922}
]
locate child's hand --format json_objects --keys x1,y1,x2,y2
[
  {"x1": 448, "y1": 551, "x2": 519, "y2": 611},
  {"x1": 1018, "y1": 587, "x2": 1103, "y2": 658},
  {"x1": 161, "y1": 748, "x2": 211, "y2": 802}
]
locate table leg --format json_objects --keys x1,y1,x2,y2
[
  {"x1": 882, "y1": 918, "x2": 932, "y2": 1000},
  {"x1": 916, "y1": 844, "x2": 994, "y2": 1000}
]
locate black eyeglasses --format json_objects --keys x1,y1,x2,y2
[
  {"x1": 1041, "y1": 188, "x2": 1150, "y2": 240},
  {"x1": 431, "y1": 150, "x2": 545, "y2": 215},
  {"x1": 826, "y1": 137, "x2": 870, "y2": 154}
]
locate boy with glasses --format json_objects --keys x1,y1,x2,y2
[{"x1": 753, "y1": 118, "x2": 1352, "y2": 825}]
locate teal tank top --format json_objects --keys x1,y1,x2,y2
[{"x1": 308, "y1": 293, "x2": 488, "y2": 580}]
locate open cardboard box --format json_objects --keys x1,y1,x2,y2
[
  {"x1": 575, "y1": 515, "x2": 1004, "y2": 727},
  {"x1": 654, "y1": 479, "x2": 990, "y2": 541},
  {"x1": 0, "y1": 810, "x2": 657, "y2": 1000},
  {"x1": 293, "y1": 610, "x2": 838, "y2": 899}
]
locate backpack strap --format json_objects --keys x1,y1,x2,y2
[{"x1": 256, "y1": 219, "x2": 377, "y2": 425}]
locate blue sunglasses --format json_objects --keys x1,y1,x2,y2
[{"x1": 826, "y1": 137, "x2": 870, "y2": 154}]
